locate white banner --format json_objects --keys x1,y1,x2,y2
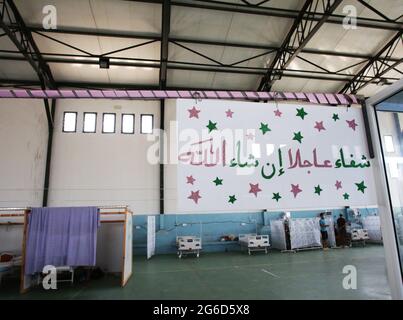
[{"x1": 176, "y1": 99, "x2": 377, "y2": 212}]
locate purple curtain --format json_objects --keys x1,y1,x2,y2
[{"x1": 25, "y1": 207, "x2": 100, "y2": 275}]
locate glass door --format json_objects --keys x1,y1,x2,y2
[{"x1": 375, "y1": 90, "x2": 403, "y2": 278}]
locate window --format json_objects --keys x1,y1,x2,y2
[
  {"x1": 63, "y1": 112, "x2": 77, "y2": 132},
  {"x1": 141, "y1": 114, "x2": 154, "y2": 134},
  {"x1": 102, "y1": 113, "x2": 116, "y2": 133},
  {"x1": 121, "y1": 114, "x2": 135, "y2": 134},
  {"x1": 83, "y1": 112, "x2": 97, "y2": 133}
]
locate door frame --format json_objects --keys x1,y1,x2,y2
[{"x1": 366, "y1": 78, "x2": 403, "y2": 300}]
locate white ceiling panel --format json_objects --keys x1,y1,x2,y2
[
  {"x1": 299, "y1": 78, "x2": 346, "y2": 93},
  {"x1": 168, "y1": 43, "x2": 225, "y2": 65},
  {"x1": 48, "y1": 63, "x2": 110, "y2": 83},
  {"x1": 357, "y1": 82, "x2": 387, "y2": 97},
  {"x1": 107, "y1": 65, "x2": 159, "y2": 85},
  {"x1": 167, "y1": 68, "x2": 261, "y2": 90},
  {"x1": 272, "y1": 77, "x2": 343, "y2": 93},
  {"x1": 168, "y1": 43, "x2": 275, "y2": 69},
  {"x1": 171, "y1": 7, "x2": 293, "y2": 46},
  {"x1": 214, "y1": 0, "x2": 302, "y2": 10},
  {"x1": 14, "y1": 0, "x2": 161, "y2": 33},
  {"x1": 223, "y1": 14, "x2": 293, "y2": 46},
  {"x1": 32, "y1": 33, "x2": 160, "y2": 61},
  {"x1": 0, "y1": 60, "x2": 37, "y2": 80},
  {"x1": 0, "y1": 36, "x2": 19, "y2": 51},
  {"x1": 305, "y1": 23, "x2": 395, "y2": 56},
  {"x1": 167, "y1": 69, "x2": 216, "y2": 89},
  {"x1": 0, "y1": 0, "x2": 400, "y2": 95},
  {"x1": 211, "y1": 72, "x2": 260, "y2": 90},
  {"x1": 98, "y1": 37, "x2": 160, "y2": 61},
  {"x1": 334, "y1": 0, "x2": 403, "y2": 21},
  {"x1": 48, "y1": 62, "x2": 159, "y2": 86},
  {"x1": 291, "y1": 53, "x2": 367, "y2": 75},
  {"x1": 32, "y1": 33, "x2": 103, "y2": 56}
]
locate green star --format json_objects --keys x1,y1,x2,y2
[
  {"x1": 206, "y1": 120, "x2": 217, "y2": 133},
  {"x1": 213, "y1": 177, "x2": 223, "y2": 186},
  {"x1": 293, "y1": 131, "x2": 304, "y2": 143},
  {"x1": 296, "y1": 107, "x2": 308, "y2": 120},
  {"x1": 272, "y1": 192, "x2": 281, "y2": 202},
  {"x1": 314, "y1": 185, "x2": 323, "y2": 196},
  {"x1": 228, "y1": 195, "x2": 237, "y2": 204},
  {"x1": 343, "y1": 193, "x2": 350, "y2": 200},
  {"x1": 332, "y1": 113, "x2": 340, "y2": 121},
  {"x1": 355, "y1": 181, "x2": 367, "y2": 193},
  {"x1": 259, "y1": 122, "x2": 271, "y2": 135}
]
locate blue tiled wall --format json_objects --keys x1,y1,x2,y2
[{"x1": 132, "y1": 208, "x2": 378, "y2": 255}]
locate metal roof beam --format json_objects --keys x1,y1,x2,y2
[
  {"x1": 159, "y1": 0, "x2": 171, "y2": 89},
  {"x1": 339, "y1": 31, "x2": 403, "y2": 94},
  {"x1": 258, "y1": 0, "x2": 342, "y2": 91},
  {"x1": 22, "y1": 25, "x2": 401, "y2": 62},
  {"x1": 0, "y1": 1, "x2": 56, "y2": 88},
  {"x1": 125, "y1": 0, "x2": 403, "y2": 31},
  {"x1": 0, "y1": 0, "x2": 58, "y2": 207},
  {"x1": 0, "y1": 0, "x2": 57, "y2": 126},
  {"x1": 1, "y1": 53, "x2": 400, "y2": 82}
]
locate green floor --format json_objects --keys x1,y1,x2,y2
[{"x1": 0, "y1": 245, "x2": 391, "y2": 300}]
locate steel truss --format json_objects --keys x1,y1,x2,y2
[
  {"x1": 0, "y1": 0, "x2": 402, "y2": 93},
  {"x1": 258, "y1": 0, "x2": 343, "y2": 91},
  {"x1": 0, "y1": 0, "x2": 57, "y2": 206},
  {"x1": 340, "y1": 31, "x2": 403, "y2": 94}
]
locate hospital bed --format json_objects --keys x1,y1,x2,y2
[
  {"x1": 350, "y1": 228, "x2": 369, "y2": 246},
  {"x1": 0, "y1": 252, "x2": 22, "y2": 285},
  {"x1": 176, "y1": 236, "x2": 202, "y2": 258},
  {"x1": 239, "y1": 234, "x2": 270, "y2": 255}
]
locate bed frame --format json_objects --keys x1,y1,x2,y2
[
  {"x1": 239, "y1": 234, "x2": 270, "y2": 255},
  {"x1": 0, "y1": 205, "x2": 133, "y2": 293}
]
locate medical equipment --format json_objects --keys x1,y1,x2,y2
[
  {"x1": 176, "y1": 236, "x2": 202, "y2": 258},
  {"x1": 350, "y1": 228, "x2": 369, "y2": 246},
  {"x1": 239, "y1": 234, "x2": 270, "y2": 255}
]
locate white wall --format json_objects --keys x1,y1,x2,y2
[
  {"x1": 48, "y1": 99, "x2": 160, "y2": 214},
  {"x1": 0, "y1": 99, "x2": 48, "y2": 207}
]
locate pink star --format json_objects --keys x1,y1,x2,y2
[
  {"x1": 290, "y1": 184, "x2": 302, "y2": 198},
  {"x1": 188, "y1": 106, "x2": 200, "y2": 119},
  {"x1": 245, "y1": 132, "x2": 255, "y2": 140},
  {"x1": 335, "y1": 180, "x2": 342, "y2": 190},
  {"x1": 249, "y1": 183, "x2": 262, "y2": 197},
  {"x1": 346, "y1": 119, "x2": 358, "y2": 131},
  {"x1": 225, "y1": 109, "x2": 234, "y2": 118},
  {"x1": 186, "y1": 175, "x2": 195, "y2": 185},
  {"x1": 314, "y1": 121, "x2": 325, "y2": 132},
  {"x1": 274, "y1": 109, "x2": 282, "y2": 117},
  {"x1": 188, "y1": 190, "x2": 201, "y2": 204}
]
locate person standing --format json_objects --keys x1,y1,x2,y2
[
  {"x1": 337, "y1": 214, "x2": 348, "y2": 248},
  {"x1": 319, "y1": 213, "x2": 329, "y2": 250}
]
